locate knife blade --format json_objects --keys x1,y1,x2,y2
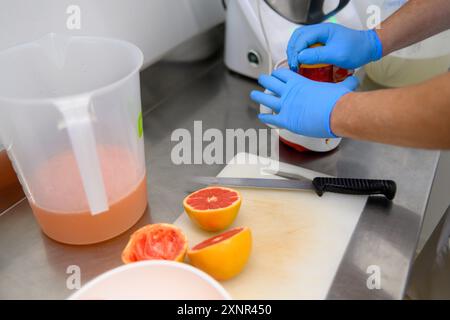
[
  {"x1": 192, "y1": 176, "x2": 314, "y2": 191},
  {"x1": 192, "y1": 175, "x2": 397, "y2": 200},
  {"x1": 262, "y1": 169, "x2": 312, "y2": 181}
]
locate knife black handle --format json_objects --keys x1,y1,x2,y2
[{"x1": 312, "y1": 177, "x2": 397, "y2": 200}]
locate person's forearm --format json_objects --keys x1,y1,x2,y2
[
  {"x1": 331, "y1": 72, "x2": 450, "y2": 149},
  {"x1": 376, "y1": 0, "x2": 450, "y2": 56}
]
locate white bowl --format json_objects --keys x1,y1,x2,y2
[{"x1": 69, "y1": 261, "x2": 231, "y2": 300}]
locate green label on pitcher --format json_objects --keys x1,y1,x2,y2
[{"x1": 137, "y1": 112, "x2": 143, "y2": 138}]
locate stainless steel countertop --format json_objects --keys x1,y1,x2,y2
[{"x1": 0, "y1": 51, "x2": 440, "y2": 300}]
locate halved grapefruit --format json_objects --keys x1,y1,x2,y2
[
  {"x1": 187, "y1": 226, "x2": 252, "y2": 281},
  {"x1": 122, "y1": 223, "x2": 188, "y2": 264},
  {"x1": 183, "y1": 186, "x2": 242, "y2": 232}
]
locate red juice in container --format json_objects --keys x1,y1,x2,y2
[
  {"x1": 299, "y1": 63, "x2": 353, "y2": 83},
  {"x1": 333, "y1": 66, "x2": 354, "y2": 82},
  {"x1": 298, "y1": 63, "x2": 334, "y2": 82}
]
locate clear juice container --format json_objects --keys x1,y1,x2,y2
[{"x1": 0, "y1": 34, "x2": 147, "y2": 245}]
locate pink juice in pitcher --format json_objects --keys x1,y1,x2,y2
[{"x1": 30, "y1": 146, "x2": 147, "y2": 245}]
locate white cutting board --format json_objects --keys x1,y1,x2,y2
[{"x1": 175, "y1": 153, "x2": 368, "y2": 299}]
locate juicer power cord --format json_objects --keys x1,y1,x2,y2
[{"x1": 256, "y1": 0, "x2": 273, "y2": 73}]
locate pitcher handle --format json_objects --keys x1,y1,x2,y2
[{"x1": 56, "y1": 96, "x2": 109, "y2": 215}]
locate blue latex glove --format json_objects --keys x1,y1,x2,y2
[
  {"x1": 287, "y1": 23, "x2": 383, "y2": 71},
  {"x1": 250, "y1": 69, "x2": 359, "y2": 138}
]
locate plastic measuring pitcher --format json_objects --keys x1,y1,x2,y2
[{"x1": 0, "y1": 34, "x2": 147, "y2": 245}]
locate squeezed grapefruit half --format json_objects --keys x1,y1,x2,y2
[{"x1": 122, "y1": 223, "x2": 188, "y2": 264}]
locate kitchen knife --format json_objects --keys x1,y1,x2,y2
[{"x1": 192, "y1": 175, "x2": 396, "y2": 200}]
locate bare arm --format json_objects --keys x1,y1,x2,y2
[
  {"x1": 329, "y1": 0, "x2": 450, "y2": 149},
  {"x1": 377, "y1": 0, "x2": 450, "y2": 55},
  {"x1": 331, "y1": 72, "x2": 450, "y2": 149},
  {"x1": 261, "y1": 0, "x2": 450, "y2": 148}
]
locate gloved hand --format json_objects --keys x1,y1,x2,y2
[
  {"x1": 250, "y1": 68, "x2": 359, "y2": 138},
  {"x1": 287, "y1": 23, "x2": 383, "y2": 71}
]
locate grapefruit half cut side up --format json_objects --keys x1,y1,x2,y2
[
  {"x1": 122, "y1": 223, "x2": 188, "y2": 264},
  {"x1": 188, "y1": 226, "x2": 252, "y2": 281},
  {"x1": 183, "y1": 186, "x2": 242, "y2": 232}
]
